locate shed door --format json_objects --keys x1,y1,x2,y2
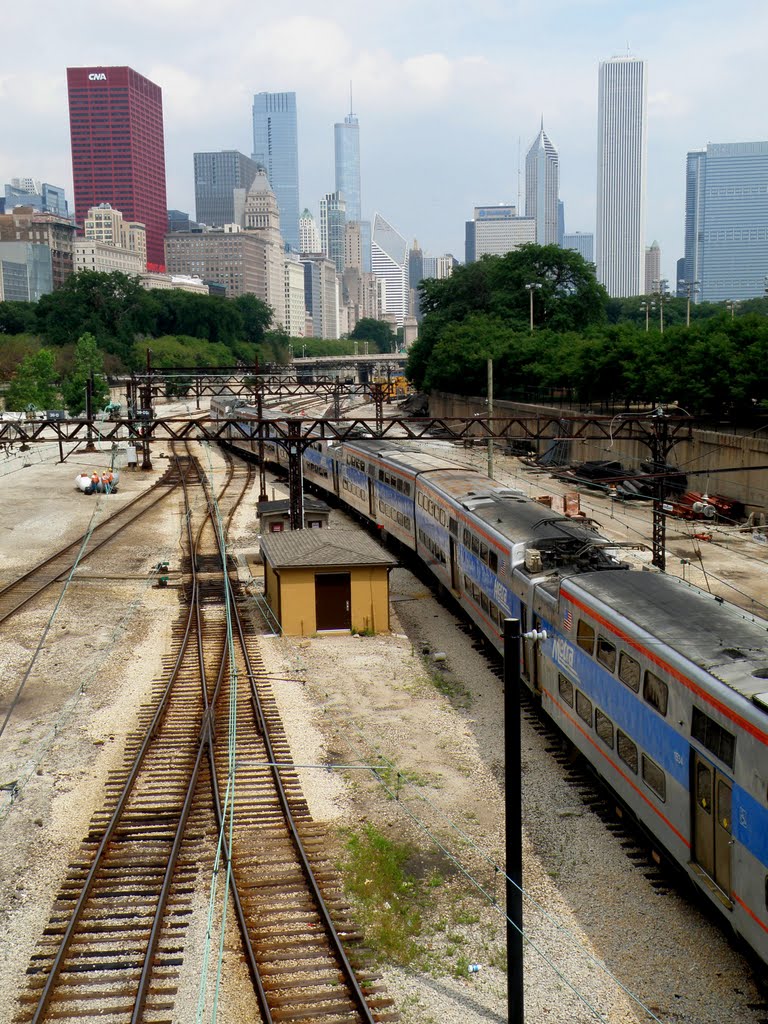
[
  {"x1": 692, "y1": 751, "x2": 732, "y2": 896},
  {"x1": 315, "y1": 572, "x2": 351, "y2": 630}
]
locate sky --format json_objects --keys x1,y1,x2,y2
[{"x1": 2, "y1": 0, "x2": 767, "y2": 284}]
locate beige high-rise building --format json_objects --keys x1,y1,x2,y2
[
  {"x1": 284, "y1": 253, "x2": 307, "y2": 337},
  {"x1": 74, "y1": 239, "x2": 144, "y2": 276},
  {"x1": 243, "y1": 169, "x2": 286, "y2": 327},
  {"x1": 165, "y1": 230, "x2": 270, "y2": 298},
  {"x1": 645, "y1": 240, "x2": 661, "y2": 295},
  {"x1": 83, "y1": 203, "x2": 146, "y2": 269}
]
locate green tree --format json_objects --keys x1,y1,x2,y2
[
  {"x1": 35, "y1": 271, "x2": 154, "y2": 360},
  {"x1": 349, "y1": 317, "x2": 397, "y2": 353},
  {"x1": 233, "y1": 294, "x2": 273, "y2": 346},
  {"x1": 61, "y1": 332, "x2": 110, "y2": 414},
  {"x1": 0, "y1": 301, "x2": 37, "y2": 335},
  {"x1": 408, "y1": 245, "x2": 607, "y2": 390},
  {"x1": 5, "y1": 349, "x2": 60, "y2": 412}
]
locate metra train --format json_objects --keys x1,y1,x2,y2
[{"x1": 212, "y1": 397, "x2": 768, "y2": 966}]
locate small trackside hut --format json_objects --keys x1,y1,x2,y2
[{"x1": 259, "y1": 529, "x2": 397, "y2": 636}]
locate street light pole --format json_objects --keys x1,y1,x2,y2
[
  {"x1": 678, "y1": 279, "x2": 699, "y2": 327},
  {"x1": 525, "y1": 282, "x2": 542, "y2": 332},
  {"x1": 653, "y1": 279, "x2": 669, "y2": 334},
  {"x1": 640, "y1": 298, "x2": 655, "y2": 332}
]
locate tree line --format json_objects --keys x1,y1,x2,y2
[{"x1": 407, "y1": 245, "x2": 768, "y2": 424}]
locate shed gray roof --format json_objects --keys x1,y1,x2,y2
[
  {"x1": 258, "y1": 497, "x2": 329, "y2": 515},
  {"x1": 260, "y1": 529, "x2": 398, "y2": 569}
]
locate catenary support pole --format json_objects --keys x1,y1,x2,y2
[
  {"x1": 487, "y1": 358, "x2": 494, "y2": 480},
  {"x1": 504, "y1": 617, "x2": 524, "y2": 1023}
]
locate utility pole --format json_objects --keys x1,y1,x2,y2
[
  {"x1": 487, "y1": 357, "x2": 494, "y2": 479},
  {"x1": 504, "y1": 618, "x2": 524, "y2": 1024},
  {"x1": 650, "y1": 408, "x2": 671, "y2": 571},
  {"x1": 255, "y1": 357, "x2": 268, "y2": 503}
]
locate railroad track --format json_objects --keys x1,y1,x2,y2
[
  {"x1": 16, "y1": 444, "x2": 396, "y2": 1023},
  {"x1": 0, "y1": 456, "x2": 197, "y2": 626}
]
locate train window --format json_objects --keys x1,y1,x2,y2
[
  {"x1": 618, "y1": 652, "x2": 641, "y2": 692},
  {"x1": 463, "y1": 529, "x2": 471, "y2": 547},
  {"x1": 558, "y1": 673, "x2": 574, "y2": 707},
  {"x1": 595, "y1": 708, "x2": 615, "y2": 749},
  {"x1": 481, "y1": 593, "x2": 489, "y2": 613},
  {"x1": 471, "y1": 535, "x2": 480, "y2": 556},
  {"x1": 449, "y1": 518, "x2": 458, "y2": 537},
  {"x1": 472, "y1": 583, "x2": 481, "y2": 601},
  {"x1": 643, "y1": 671, "x2": 669, "y2": 717},
  {"x1": 617, "y1": 731, "x2": 638, "y2": 773},
  {"x1": 717, "y1": 780, "x2": 732, "y2": 834},
  {"x1": 597, "y1": 637, "x2": 617, "y2": 673},
  {"x1": 641, "y1": 754, "x2": 667, "y2": 802},
  {"x1": 576, "y1": 690, "x2": 593, "y2": 726},
  {"x1": 464, "y1": 575, "x2": 471, "y2": 592},
  {"x1": 696, "y1": 762, "x2": 712, "y2": 813},
  {"x1": 691, "y1": 707, "x2": 735, "y2": 769},
  {"x1": 480, "y1": 542, "x2": 488, "y2": 563},
  {"x1": 490, "y1": 605, "x2": 500, "y2": 625},
  {"x1": 489, "y1": 551, "x2": 499, "y2": 573},
  {"x1": 576, "y1": 620, "x2": 595, "y2": 655}
]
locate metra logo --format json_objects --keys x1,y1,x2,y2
[
  {"x1": 553, "y1": 637, "x2": 575, "y2": 672},
  {"x1": 88, "y1": 73, "x2": 107, "y2": 81},
  {"x1": 493, "y1": 578, "x2": 511, "y2": 614}
]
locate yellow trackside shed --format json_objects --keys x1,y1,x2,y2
[{"x1": 259, "y1": 529, "x2": 398, "y2": 636}]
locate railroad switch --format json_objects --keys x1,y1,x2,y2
[{"x1": 153, "y1": 561, "x2": 170, "y2": 588}]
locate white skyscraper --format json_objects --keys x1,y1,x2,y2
[
  {"x1": 596, "y1": 56, "x2": 647, "y2": 297},
  {"x1": 525, "y1": 121, "x2": 559, "y2": 245},
  {"x1": 371, "y1": 213, "x2": 408, "y2": 326}
]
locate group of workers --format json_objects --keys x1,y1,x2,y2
[{"x1": 74, "y1": 470, "x2": 118, "y2": 494}]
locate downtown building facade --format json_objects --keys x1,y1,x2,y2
[
  {"x1": 66, "y1": 66, "x2": 167, "y2": 269},
  {"x1": 371, "y1": 213, "x2": 408, "y2": 327},
  {"x1": 194, "y1": 151, "x2": 260, "y2": 228},
  {"x1": 465, "y1": 205, "x2": 535, "y2": 262},
  {"x1": 563, "y1": 232, "x2": 594, "y2": 263},
  {"x1": 4, "y1": 179, "x2": 68, "y2": 218},
  {"x1": 595, "y1": 56, "x2": 647, "y2": 297},
  {"x1": 525, "y1": 122, "x2": 559, "y2": 245},
  {"x1": 684, "y1": 141, "x2": 768, "y2": 303},
  {"x1": 319, "y1": 191, "x2": 346, "y2": 273},
  {"x1": 0, "y1": 206, "x2": 76, "y2": 291},
  {"x1": 252, "y1": 91, "x2": 300, "y2": 251},
  {"x1": 0, "y1": 241, "x2": 52, "y2": 301}
]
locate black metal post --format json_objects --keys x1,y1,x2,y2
[
  {"x1": 287, "y1": 418, "x2": 304, "y2": 530},
  {"x1": 255, "y1": 357, "x2": 268, "y2": 503},
  {"x1": 651, "y1": 411, "x2": 669, "y2": 572},
  {"x1": 504, "y1": 617, "x2": 524, "y2": 1024},
  {"x1": 85, "y1": 373, "x2": 95, "y2": 452},
  {"x1": 141, "y1": 349, "x2": 153, "y2": 471}
]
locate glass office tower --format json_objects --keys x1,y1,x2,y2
[
  {"x1": 334, "y1": 113, "x2": 361, "y2": 223},
  {"x1": 252, "y1": 91, "x2": 299, "y2": 251}
]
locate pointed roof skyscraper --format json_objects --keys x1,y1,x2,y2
[{"x1": 525, "y1": 121, "x2": 559, "y2": 245}]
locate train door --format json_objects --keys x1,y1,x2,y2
[
  {"x1": 692, "y1": 752, "x2": 732, "y2": 896},
  {"x1": 368, "y1": 476, "x2": 376, "y2": 518},
  {"x1": 520, "y1": 606, "x2": 530, "y2": 681},
  {"x1": 532, "y1": 616, "x2": 544, "y2": 694}
]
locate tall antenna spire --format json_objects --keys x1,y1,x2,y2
[{"x1": 349, "y1": 80, "x2": 353, "y2": 117}]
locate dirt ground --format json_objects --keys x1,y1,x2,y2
[{"x1": 0, "y1": 428, "x2": 764, "y2": 1024}]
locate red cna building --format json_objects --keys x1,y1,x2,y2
[{"x1": 67, "y1": 66, "x2": 167, "y2": 270}]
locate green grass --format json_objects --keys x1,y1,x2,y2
[
  {"x1": 424, "y1": 668, "x2": 473, "y2": 710},
  {"x1": 341, "y1": 824, "x2": 425, "y2": 965}
]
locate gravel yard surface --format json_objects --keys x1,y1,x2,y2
[{"x1": 0, "y1": 419, "x2": 765, "y2": 1023}]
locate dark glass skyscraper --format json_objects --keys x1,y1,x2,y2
[
  {"x1": 194, "y1": 150, "x2": 260, "y2": 227},
  {"x1": 67, "y1": 66, "x2": 167, "y2": 268},
  {"x1": 252, "y1": 91, "x2": 299, "y2": 251}
]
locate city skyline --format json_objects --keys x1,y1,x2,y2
[{"x1": 3, "y1": 1, "x2": 768, "y2": 285}]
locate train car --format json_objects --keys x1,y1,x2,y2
[
  {"x1": 214, "y1": 403, "x2": 768, "y2": 962},
  {"x1": 305, "y1": 436, "x2": 768, "y2": 965}
]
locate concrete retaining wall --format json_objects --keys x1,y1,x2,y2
[{"x1": 428, "y1": 391, "x2": 768, "y2": 512}]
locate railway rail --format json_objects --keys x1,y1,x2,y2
[
  {"x1": 0, "y1": 457, "x2": 197, "y2": 627},
  {"x1": 14, "y1": 444, "x2": 395, "y2": 1023}
]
